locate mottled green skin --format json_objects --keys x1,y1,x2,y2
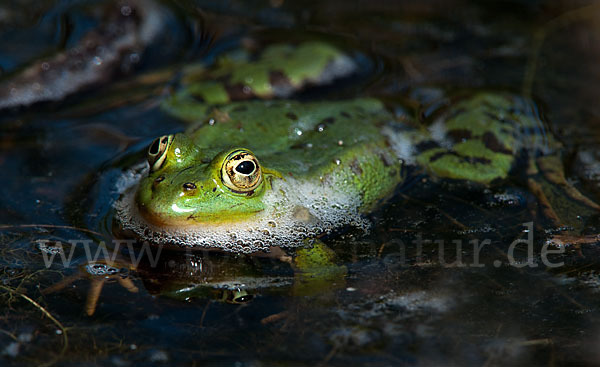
[
  {"x1": 132, "y1": 41, "x2": 597, "y2": 239},
  {"x1": 416, "y1": 93, "x2": 558, "y2": 184},
  {"x1": 136, "y1": 98, "x2": 402, "y2": 225},
  {"x1": 162, "y1": 41, "x2": 354, "y2": 123}
]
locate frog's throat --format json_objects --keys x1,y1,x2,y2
[{"x1": 114, "y1": 169, "x2": 369, "y2": 254}]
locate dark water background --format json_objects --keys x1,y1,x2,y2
[{"x1": 2, "y1": 0, "x2": 600, "y2": 366}]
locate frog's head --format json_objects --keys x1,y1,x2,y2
[{"x1": 135, "y1": 133, "x2": 279, "y2": 226}]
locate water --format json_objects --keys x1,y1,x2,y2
[{"x1": 2, "y1": 0, "x2": 600, "y2": 366}]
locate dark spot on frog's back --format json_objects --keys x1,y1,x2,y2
[
  {"x1": 225, "y1": 83, "x2": 255, "y2": 100},
  {"x1": 350, "y1": 159, "x2": 363, "y2": 175},
  {"x1": 429, "y1": 151, "x2": 491, "y2": 165},
  {"x1": 285, "y1": 112, "x2": 298, "y2": 120},
  {"x1": 447, "y1": 129, "x2": 472, "y2": 142},
  {"x1": 482, "y1": 132, "x2": 512, "y2": 154},
  {"x1": 290, "y1": 142, "x2": 311, "y2": 150},
  {"x1": 269, "y1": 71, "x2": 292, "y2": 88},
  {"x1": 191, "y1": 94, "x2": 205, "y2": 103},
  {"x1": 321, "y1": 117, "x2": 335, "y2": 125},
  {"x1": 484, "y1": 111, "x2": 513, "y2": 126},
  {"x1": 445, "y1": 107, "x2": 466, "y2": 122},
  {"x1": 232, "y1": 105, "x2": 248, "y2": 112},
  {"x1": 340, "y1": 111, "x2": 351, "y2": 118},
  {"x1": 415, "y1": 140, "x2": 440, "y2": 153}
]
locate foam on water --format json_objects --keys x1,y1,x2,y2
[
  {"x1": 114, "y1": 164, "x2": 369, "y2": 253},
  {"x1": 381, "y1": 126, "x2": 416, "y2": 165}
]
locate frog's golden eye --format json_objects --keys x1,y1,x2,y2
[
  {"x1": 221, "y1": 289, "x2": 254, "y2": 304},
  {"x1": 221, "y1": 150, "x2": 262, "y2": 193},
  {"x1": 147, "y1": 135, "x2": 173, "y2": 172}
]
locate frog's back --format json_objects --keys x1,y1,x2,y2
[
  {"x1": 189, "y1": 98, "x2": 404, "y2": 210},
  {"x1": 116, "y1": 97, "x2": 405, "y2": 253}
]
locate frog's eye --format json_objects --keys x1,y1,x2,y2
[
  {"x1": 222, "y1": 289, "x2": 254, "y2": 304},
  {"x1": 147, "y1": 135, "x2": 173, "y2": 172},
  {"x1": 231, "y1": 292, "x2": 254, "y2": 304},
  {"x1": 221, "y1": 150, "x2": 262, "y2": 193}
]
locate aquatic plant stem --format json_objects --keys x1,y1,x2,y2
[
  {"x1": 0, "y1": 285, "x2": 68, "y2": 367},
  {"x1": 0, "y1": 224, "x2": 103, "y2": 237}
]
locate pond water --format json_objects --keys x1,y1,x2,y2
[{"x1": 2, "y1": 0, "x2": 600, "y2": 366}]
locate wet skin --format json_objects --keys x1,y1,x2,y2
[{"x1": 117, "y1": 41, "x2": 599, "y2": 256}]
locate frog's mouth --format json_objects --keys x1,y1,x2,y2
[
  {"x1": 113, "y1": 169, "x2": 369, "y2": 254},
  {"x1": 135, "y1": 198, "x2": 266, "y2": 228}
]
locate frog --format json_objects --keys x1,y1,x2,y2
[{"x1": 114, "y1": 41, "x2": 600, "y2": 266}]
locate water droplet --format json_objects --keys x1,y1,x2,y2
[
  {"x1": 41, "y1": 62, "x2": 50, "y2": 71},
  {"x1": 208, "y1": 118, "x2": 216, "y2": 126},
  {"x1": 295, "y1": 128, "x2": 303, "y2": 136},
  {"x1": 334, "y1": 159, "x2": 341, "y2": 165},
  {"x1": 92, "y1": 56, "x2": 103, "y2": 66},
  {"x1": 317, "y1": 124, "x2": 325, "y2": 132},
  {"x1": 338, "y1": 140, "x2": 344, "y2": 146}
]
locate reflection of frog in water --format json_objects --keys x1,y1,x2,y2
[
  {"x1": 42, "y1": 248, "x2": 314, "y2": 316},
  {"x1": 115, "y1": 41, "x2": 599, "y2": 260}
]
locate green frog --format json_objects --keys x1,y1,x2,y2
[{"x1": 115, "y1": 41, "x2": 599, "y2": 260}]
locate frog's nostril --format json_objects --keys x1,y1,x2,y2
[{"x1": 183, "y1": 182, "x2": 197, "y2": 191}]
